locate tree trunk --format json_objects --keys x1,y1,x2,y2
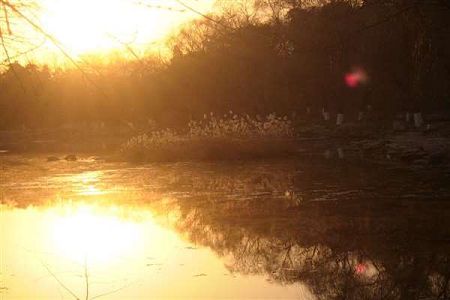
[
  {"x1": 414, "y1": 112, "x2": 423, "y2": 128},
  {"x1": 336, "y1": 113, "x2": 344, "y2": 126}
]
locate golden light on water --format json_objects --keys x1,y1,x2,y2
[
  {"x1": 49, "y1": 172, "x2": 141, "y2": 263},
  {"x1": 1, "y1": 203, "x2": 303, "y2": 299},
  {"x1": 71, "y1": 171, "x2": 107, "y2": 196},
  {"x1": 0, "y1": 169, "x2": 308, "y2": 299},
  {"x1": 50, "y1": 205, "x2": 142, "y2": 264}
]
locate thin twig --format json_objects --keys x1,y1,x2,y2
[
  {"x1": 1, "y1": 0, "x2": 107, "y2": 97},
  {"x1": 84, "y1": 256, "x2": 89, "y2": 300},
  {"x1": 134, "y1": 1, "x2": 187, "y2": 12},
  {"x1": 0, "y1": 4, "x2": 26, "y2": 91},
  {"x1": 89, "y1": 282, "x2": 132, "y2": 300},
  {"x1": 0, "y1": 39, "x2": 45, "y2": 65},
  {"x1": 175, "y1": 0, "x2": 232, "y2": 30},
  {"x1": 41, "y1": 262, "x2": 81, "y2": 300},
  {"x1": 1, "y1": 0, "x2": 83, "y2": 70},
  {"x1": 2, "y1": 1, "x2": 11, "y2": 34}
]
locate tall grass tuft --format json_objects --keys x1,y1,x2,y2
[
  {"x1": 188, "y1": 113, "x2": 294, "y2": 138},
  {"x1": 121, "y1": 113, "x2": 297, "y2": 162}
]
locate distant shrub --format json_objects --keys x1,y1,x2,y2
[{"x1": 121, "y1": 113, "x2": 297, "y2": 162}]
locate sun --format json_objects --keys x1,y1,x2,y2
[
  {"x1": 40, "y1": 0, "x2": 160, "y2": 56},
  {"x1": 38, "y1": 0, "x2": 215, "y2": 58}
]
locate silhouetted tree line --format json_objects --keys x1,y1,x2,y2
[{"x1": 1, "y1": 0, "x2": 449, "y2": 130}]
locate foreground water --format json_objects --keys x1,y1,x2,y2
[{"x1": 1, "y1": 155, "x2": 449, "y2": 299}]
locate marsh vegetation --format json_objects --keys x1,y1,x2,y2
[{"x1": 121, "y1": 113, "x2": 298, "y2": 161}]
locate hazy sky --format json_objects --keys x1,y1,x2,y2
[{"x1": 2, "y1": 0, "x2": 215, "y2": 66}]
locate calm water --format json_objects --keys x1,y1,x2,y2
[{"x1": 1, "y1": 155, "x2": 449, "y2": 299}]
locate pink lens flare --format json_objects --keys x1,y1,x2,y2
[
  {"x1": 345, "y1": 73, "x2": 359, "y2": 88},
  {"x1": 344, "y1": 67, "x2": 368, "y2": 88},
  {"x1": 355, "y1": 263, "x2": 367, "y2": 274}
]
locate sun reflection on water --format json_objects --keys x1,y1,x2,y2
[
  {"x1": 50, "y1": 204, "x2": 142, "y2": 264},
  {"x1": 0, "y1": 166, "x2": 309, "y2": 299},
  {"x1": 46, "y1": 171, "x2": 144, "y2": 264},
  {"x1": 72, "y1": 171, "x2": 109, "y2": 196}
]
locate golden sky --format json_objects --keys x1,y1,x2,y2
[{"x1": 2, "y1": 0, "x2": 215, "y2": 66}]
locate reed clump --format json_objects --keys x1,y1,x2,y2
[{"x1": 121, "y1": 113, "x2": 298, "y2": 162}]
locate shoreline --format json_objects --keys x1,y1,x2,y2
[{"x1": 1, "y1": 121, "x2": 449, "y2": 170}]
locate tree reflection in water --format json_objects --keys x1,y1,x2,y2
[
  {"x1": 151, "y1": 161, "x2": 450, "y2": 300},
  {"x1": 2, "y1": 158, "x2": 449, "y2": 299}
]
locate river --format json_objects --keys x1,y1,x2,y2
[{"x1": 1, "y1": 154, "x2": 449, "y2": 299}]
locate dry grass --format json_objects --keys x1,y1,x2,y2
[{"x1": 121, "y1": 113, "x2": 298, "y2": 162}]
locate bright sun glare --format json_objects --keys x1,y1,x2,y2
[
  {"x1": 38, "y1": 0, "x2": 214, "y2": 58},
  {"x1": 49, "y1": 172, "x2": 140, "y2": 263},
  {"x1": 51, "y1": 205, "x2": 142, "y2": 264}
]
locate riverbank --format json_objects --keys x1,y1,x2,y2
[{"x1": 1, "y1": 116, "x2": 449, "y2": 170}]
